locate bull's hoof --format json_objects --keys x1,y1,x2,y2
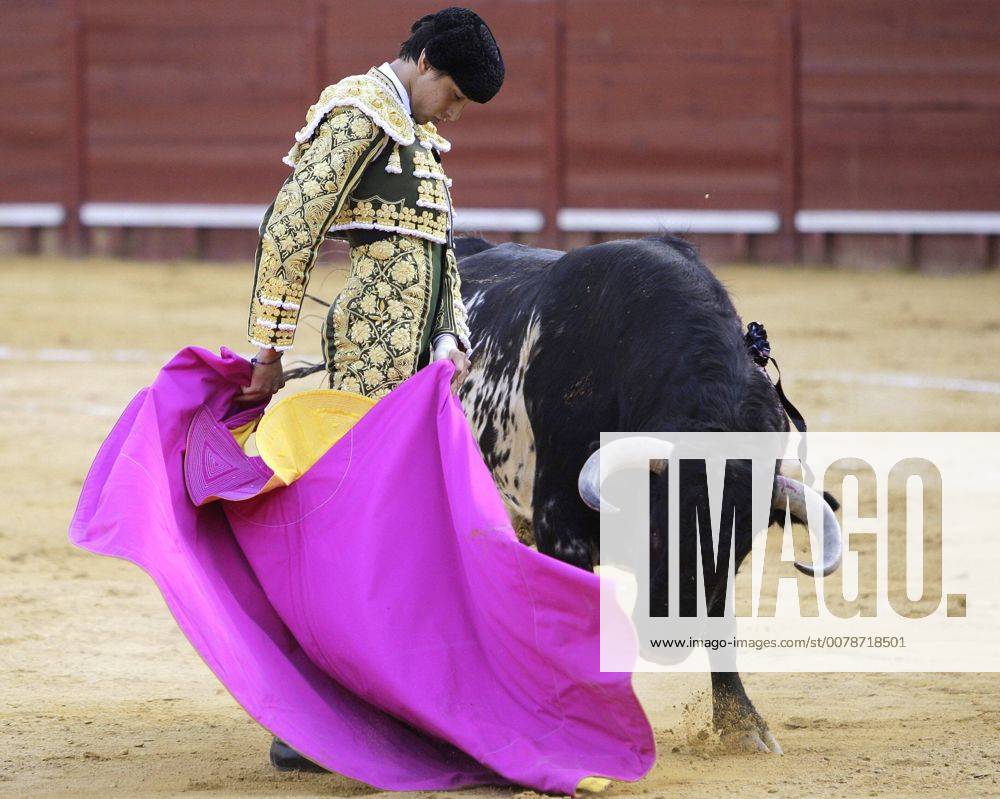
[
  {"x1": 268, "y1": 737, "x2": 328, "y2": 772},
  {"x1": 713, "y1": 698, "x2": 783, "y2": 754},
  {"x1": 719, "y1": 725, "x2": 783, "y2": 755}
]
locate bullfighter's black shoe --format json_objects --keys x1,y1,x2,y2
[{"x1": 268, "y1": 736, "x2": 328, "y2": 773}]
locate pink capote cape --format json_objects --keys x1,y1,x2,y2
[{"x1": 68, "y1": 346, "x2": 655, "y2": 794}]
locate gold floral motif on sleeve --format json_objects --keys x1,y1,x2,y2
[{"x1": 248, "y1": 106, "x2": 387, "y2": 350}]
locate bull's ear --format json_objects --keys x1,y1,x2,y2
[{"x1": 822, "y1": 490, "x2": 840, "y2": 512}]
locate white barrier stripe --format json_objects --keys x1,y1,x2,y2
[
  {"x1": 78, "y1": 203, "x2": 545, "y2": 233},
  {"x1": 454, "y1": 209, "x2": 544, "y2": 232},
  {"x1": 557, "y1": 209, "x2": 780, "y2": 234},
  {"x1": 81, "y1": 203, "x2": 268, "y2": 229},
  {"x1": 796, "y1": 211, "x2": 1000, "y2": 235},
  {"x1": 796, "y1": 370, "x2": 1000, "y2": 396},
  {"x1": 4, "y1": 205, "x2": 999, "y2": 236},
  {"x1": 0, "y1": 203, "x2": 65, "y2": 227}
]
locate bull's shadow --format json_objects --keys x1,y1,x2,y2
[{"x1": 452, "y1": 234, "x2": 842, "y2": 756}]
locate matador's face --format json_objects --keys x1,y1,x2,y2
[{"x1": 409, "y1": 49, "x2": 472, "y2": 126}]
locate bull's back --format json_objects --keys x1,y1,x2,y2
[
  {"x1": 457, "y1": 242, "x2": 562, "y2": 359},
  {"x1": 515, "y1": 237, "x2": 769, "y2": 432}
]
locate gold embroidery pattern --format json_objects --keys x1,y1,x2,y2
[
  {"x1": 328, "y1": 196, "x2": 450, "y2": 245},
  {"x1": 327, "y1": 237, "x2": 435, "y2": 398},
  {"x1": 415, "y1": 120, "x2": 451, "y2": 153},
  {"x1": 313, "y1": 81, "x2": 455, "y2": 248},
  {"x1": 411, "y1": 148, "x2": 453, "y2": 186},
  {"x1": 386, "y1": 142, "x2": 402, "y2": 174},
  {"x1": 416, "y1": 178, "x2": 449, "y2": 211},
  {"x1": 249, "y1": 106, "x2": 386, "y2": 350},
  {"x1": 283, "y1": 72, "x2": 414, "y2": 167},
  {"x1": 431, "y1": 246, "x2": 473, "y2": 352}
]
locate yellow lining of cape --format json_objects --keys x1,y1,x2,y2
[{"x1": 248, "y1": 389, "x2": 377, "y2": 486}]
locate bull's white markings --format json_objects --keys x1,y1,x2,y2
[
  {"x1": 464, "y1": 290, "x2": 486, "y2": 315},
  {"x1": 460, "y1": 310, "x2": 541, "y2": 519}
]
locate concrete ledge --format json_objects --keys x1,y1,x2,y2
[
  {"x1": 0, "y1": 204, "x2": 65, "y2": 227},
  {"x1": 80, "y1": 203, "x2": 545, "y2": 233},
  {"x1": 557, "y1": 209, "x2": 781, "y2": 234},
  {"x1": 796, "y1": 211, "x2": 1000, "y2": 235},
  {"x1": 80, "y1": 203, "x2": 267, "y2": 229}
]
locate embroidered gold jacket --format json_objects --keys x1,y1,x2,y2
[{"x1": 247, "y1": 67, "x2": 471, "y2": 397}]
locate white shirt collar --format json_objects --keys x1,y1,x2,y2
[{"x1": 377, "y1": 62, "x2": 411, "y2": 117}]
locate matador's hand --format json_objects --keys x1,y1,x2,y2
[
  {"x1": 431, "y1": 335, "x2": 470, "y2": 395},
  {"x1": 237, "y1": 350, "x2": 285, "y2": 403},
  {"x1": 445, "y1": 348, "x2": 471, "y2": 394}
]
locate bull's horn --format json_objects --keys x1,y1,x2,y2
[
  {"x1": 772, "y1": 475, "x2": 843, "y2": 576},
  {"x1": 578, "y1": 436, "x2": 675, "y2": 512}
]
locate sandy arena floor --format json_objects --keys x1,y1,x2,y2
[{"x1": 1, "y1": 254, "x2": 998, "y2": 798}]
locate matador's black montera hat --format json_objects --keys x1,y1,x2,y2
[{"x1": 411, "y1": 7, "x2": 505, "y2": 103}]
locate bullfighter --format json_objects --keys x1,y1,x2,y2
[
  {"x1": 239, "y1": 6, "x2": 504, "y2": 408},
  {"x1": 235, "y1": 6, "x2": 505, "y2": 771}
]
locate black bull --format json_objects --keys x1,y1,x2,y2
[
  {"x1": 287, "y1": 233, "x2": 843, "y2": 752},
  {"x1": 450, "y1": 234, "x2": 842, "y2": 754}
]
